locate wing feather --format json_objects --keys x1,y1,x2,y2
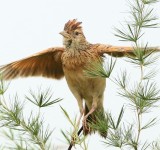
[
  {"x1": 95, "y1": 44, "x2": 160, "y2": 57},
  {"x1": 0, "y1": 47, "x2": 65, "y2": 80}
]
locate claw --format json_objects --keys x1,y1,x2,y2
[{"x1": 82, "y1": 116, "x2": 91, "y2": 135}]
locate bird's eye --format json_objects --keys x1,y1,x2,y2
[{"x1": 75, "y1": 31, "x2": 79, "y2": 35}]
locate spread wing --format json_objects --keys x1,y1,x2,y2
[
  {"x1": 95, "y1": 44, "x2": 160, "y2": 57},
  {"x1": 0, "y1": 47, "x2": 65, "y2": 80}
]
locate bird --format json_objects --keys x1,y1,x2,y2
[{"x1": 0, "y1": 19, "x2": 159, "y2": 137}]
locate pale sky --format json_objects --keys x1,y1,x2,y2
[{"x1": 0, "y1": 0, "x2": 160, "y2": 150}]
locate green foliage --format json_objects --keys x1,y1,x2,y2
[
  {"x1": 60, "y1": 106, "x2": 88, "y2": 150},
  {"x1": 0, "y1": 74, "x2": 9, "y2": 95},
  {"x1": 25, "y1": 87, "x2": 62, "y2": 108},
  {"x1": 115, "y1": 0, "x2": 159, "y2": 43},
  {"x1": 109, "y1": 0, "x2": 160, "y2": 149},
  {"x1": 152, "y1": 141, "x2": 160, "y2": 150},
  {"x1": 84, "y1": 57, "x2": 116, "y2": 78},
  {"x1": 126, "y1": 46, "x2": 159, "y2": 67},
  {"x1": 88, "y1": 111, "x2": 109, "y2": 137},
  {"x1": 0, "y1": 78, "x2": 61, "y2": 150},
  {"x1": 103, "y1": 107, "x2": 126, "y2": 148},
  {"x1": 82, "y1": 0, "x2": 160, "y2": 150}
]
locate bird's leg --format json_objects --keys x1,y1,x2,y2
[{"x1": 82, "y1": 101, "x2": 97, "y2": 131}]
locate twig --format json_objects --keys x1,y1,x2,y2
[{"x1": 67, "y1": 126, "x2": 83, "y2": 150}]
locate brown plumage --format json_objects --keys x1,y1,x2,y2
[
  {"x1": 0, "y1": 19, "x2": 159, "y2": 137},
  {"x1": 0, "y1": 47, "x2": 64, "y2": 80}
]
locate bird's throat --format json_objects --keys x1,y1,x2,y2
[{"x1": 66, "y1": 42, "x2": 91, "y2": 56}]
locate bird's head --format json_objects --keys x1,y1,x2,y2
[{"x1": 59, "y1": 19, "x2": 88, "y2": 49}]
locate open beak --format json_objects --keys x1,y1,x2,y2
[{"x1": 59, "y1": 31, "x2": 69, "y2": 38}]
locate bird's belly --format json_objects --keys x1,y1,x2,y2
[{"x1": 64, "y1": 68, "x2": 106, "y2": 100}]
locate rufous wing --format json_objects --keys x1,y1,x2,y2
[
  {"x1": 95, "y1": 44, "x2": 160, "y2": 57},
  {"x1": 0, "y1": 47, "x2": 65, "y2": 80}
]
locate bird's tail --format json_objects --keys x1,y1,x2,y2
[{"x1": 83, "y1": 104, "x2": 108, "y2": 138}]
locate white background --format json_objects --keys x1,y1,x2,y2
[{"x1": 0, "y1": 0, "x2": 160, "y2": 149}]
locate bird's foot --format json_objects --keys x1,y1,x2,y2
[{"x1": 82, "y1": 116, "x2": 91, "y2": 135}]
